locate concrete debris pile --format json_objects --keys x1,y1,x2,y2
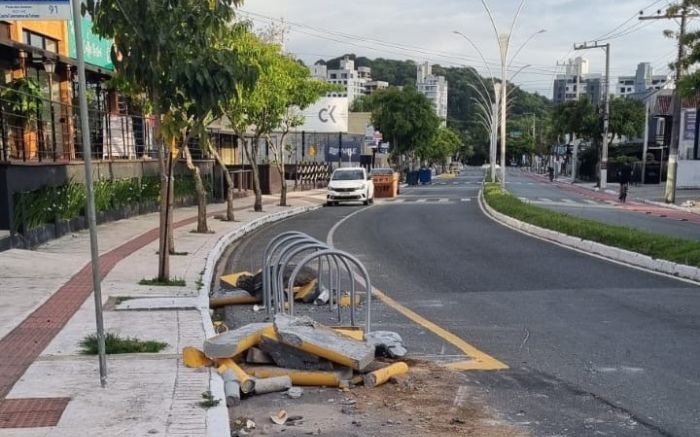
[
  {"x1": 212, "y1": 267, "x2": 322, "y2": 309},
  {"x1": 183, "y1": 314, "x2": 408, "y2": 406}
]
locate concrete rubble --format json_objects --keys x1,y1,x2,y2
[{"x1": 184, "y1": 314, "x2": 409, "y2": 407}]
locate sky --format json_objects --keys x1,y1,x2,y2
[{"x1": 240, "y1": 0, "x2": 685, "y2": 97}]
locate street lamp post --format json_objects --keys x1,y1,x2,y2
[
  {"x1": 43, "y1": 58, "x2": 57, "y2": 162},
  {"x1": 477, "y1": 0, "x2": 537, "y2": 187}
]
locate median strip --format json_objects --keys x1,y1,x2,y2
[{"x1": 482, "y1": 183, "x2": 700, "y2": 280}]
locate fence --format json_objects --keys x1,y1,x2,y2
[{"x1": 0, "y1": 84, "x2": 157, "y2": 163}]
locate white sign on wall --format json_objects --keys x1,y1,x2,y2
[
  {"x1": 0, "y1": 1, "x2": 71, "y2": 19},
  {"x1": 294, "y1": 97, "x2": 348, "y2": 133}
]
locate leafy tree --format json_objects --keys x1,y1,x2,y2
[
  {"x1": 86, "y1": 0, "x2": 250, "y2": 279},
  {"x1": 257, "y1": 54, "x2": 337, "y2": 206},
  {"x1": 609, "y1": 97, "x2": 645, "y2": 141},
  {"x1": 418, "y1": 127, "x2": 462, "y2": 170},
  {"x1": 665, "y1": 1, "x2": 700, "y2": 97},
  {"x1": 366, "y1": 87, "x2": 441, "y2": 168}
]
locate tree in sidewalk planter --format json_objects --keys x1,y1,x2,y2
[
  {"x1": 364, "y1": 87, "x2": 441, "y2": 170},
  {"x1": 86, "y1": 0, "x2": 253, "y2": 280},
  {"x1": 221, "y1": 26, "x2": 338, "y2": 210},
  {"x1": 260, "y1": 56, "x2": 338, "y2": 207}
]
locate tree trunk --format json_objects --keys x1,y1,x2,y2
[
  {"x1": 268, "y1": 133, "x2": 288, "y2": 207},
  {"x1": 210, "y1": 146, "x2": 235, "y2": 221},
  {"x1": 184, "y1": 144, "x2": 209, "y2": 233},
  {"x1": 277, "y1": 163, "x2": 287, "y2": 206},
  {"x1": 243, "y1": 136, "x2": 263, "y2": 212},
  {"x1": 154, "y1": 103, "x2": 170, "y2": 281}
]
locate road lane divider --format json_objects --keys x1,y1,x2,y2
[{"x1": 327, "y1": 204, "x2": 509, "y2": 372}]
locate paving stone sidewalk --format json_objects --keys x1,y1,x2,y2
[{"x1": 0, "y1": 191, "x2": 324, "y2": 437}]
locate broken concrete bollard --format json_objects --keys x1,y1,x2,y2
[
  {"x1": 244, "y1": 365, "x2": 353, "y2": 387},
  {"x1": 217, "y1": 358, "x2": 256, "y2": 394},
  {"x1": 221, "y1": 369, "x2": 241, "y2": 407},
  {"x1": 363, "y1": 362, "x2": 409, "y2": 388},
  {"x1": 182, "y1": 347, "x2": 213, "y2": 368},
  {"x1": 203, "y1": 323, "x2": 272, "y2": 359},
  {"x1": 273, "y1": 314, "x2": 375, "y2": 372},
  {"x1": 253, "y1": 376, "x2": 293, "y2": 395}
]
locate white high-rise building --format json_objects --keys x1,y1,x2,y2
[
  {"x1": 310, "y1": 56, "x2": 390, "y2": 103},
  {"x1": 553, "y1": 57, "x2": 603, "y2": 106},
  {"x1": 617, "y1": 62, "x2": 672, "y2": 99},
  {"x1": 416, "y1": 62, "x2": 448, "y2": 124}
]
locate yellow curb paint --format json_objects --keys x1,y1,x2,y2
[
  {"x1": 332, "y1": 327, "x2": 364, "y2": 341},
  {"x1": 244, "y1": 365, "x2": 348, "y2": 387},
  {"x1": 372, "y1": 288, "x2": 508, "y2": 371},
  {"x1": 216, "y1": 359, "x2": 256, "y2": 393},
  {"x1": 219, "y1": 271, "x2": 252, "y2": 289},
  {"x1": 182, "y1": 347, "x2": 212, "y2": 369}
]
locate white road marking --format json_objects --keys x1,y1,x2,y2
[{"x1": 461, "y1": 198, "x2": 472, "y2": 202}]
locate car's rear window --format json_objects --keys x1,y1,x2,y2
[{"x1": 332, "y1": 170, "x2": 364, "y2": 181}]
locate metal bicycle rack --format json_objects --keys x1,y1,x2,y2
[
  {"x1": 261, "y1": 232, "x2": 373, "y2": 332},
  {"x1": 287, "y1": 249, "x2": 372, "y2": 332}
]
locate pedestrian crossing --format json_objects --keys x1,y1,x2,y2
[
  {"x1": 518, "y1": 197, "x2": 613, "y2": 208},
  {"x1": 377, "y1": 198, "x2": 473, "y2": 205}
]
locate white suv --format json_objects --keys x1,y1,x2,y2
[{"x1": 326, "y1": 167, "x2": 375, "y2": 206}]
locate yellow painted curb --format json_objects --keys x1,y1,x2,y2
[
  {"x1": 210, "y1": 294, "x2": 261, "y2": 308},
  {"x1": 332, "y1": 327, "x2": 364, "y2": 341},
  {"x1": 182, "y1": 347, "x2": 212, "y2": 369}
]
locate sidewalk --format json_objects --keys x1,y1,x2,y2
[
  {"x1": 0, "y1": 191, "x2": 324, "y2": 436},
  {"x1": 524, "y1": 170, "x2": 700, "y2": 217}
]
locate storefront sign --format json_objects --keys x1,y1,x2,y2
[
  {"x1": 0, "y1": 1, "x2": 70, "y2": 19},
  {"x1": 68, "y1": 16, "x2": 115, "y2": 71},
  {"x1": 293, "y1": 97, "x2": 348, "y2": 133},
  {"x1": 683, "y1": 110, "x2": 697, "y2": 141},
  {"x1": 325, "y1": 139, "x2": 362, "y2": 162}
]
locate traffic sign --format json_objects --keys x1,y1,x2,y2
[{"x1": 0, "y1": 1, "x2": 71, "y2": 20}]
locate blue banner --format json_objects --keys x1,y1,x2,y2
[{"x1": 325, "y1": 139, "x2": 362, "y2": 163}]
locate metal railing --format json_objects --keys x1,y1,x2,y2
[{"x1": 0, "y1": 91, "x2": 156, "y2": 163}]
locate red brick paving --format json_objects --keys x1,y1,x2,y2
[
  {"x1": 0, "y1": 398, "x2": 71, "y2": 428},
  {"x1": 0, "y1": 198, "x2": 300, "y2": 428}
]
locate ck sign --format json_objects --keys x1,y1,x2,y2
[{"x1": 295, "y1": 97, "x2": 348, "y2": 133}]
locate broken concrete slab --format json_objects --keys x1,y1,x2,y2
[
  {"x1": 203, "y1": 323, "x2": 272, "y2": 359},
  {"x1": 245, "y1": 347, "x2": 273, "y2": 365},
  {"x1": 259, "y1": 333, "x2": 334, "y2": 371},
  {"x1": 210, "y1": 289, "x2": 260, "y2": 308},
  {"x1": 273, "y1": 314, "x2": 375, "y2": 372},
  {"x1": 365, "y1": 331, "x2": 407, "y2": 358}
]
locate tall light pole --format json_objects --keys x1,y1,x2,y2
[
  {"x1": 477, "y1": 0, "x2": 538, "y2": 187},
  {"x1": 453, "y1": 31, "x2": 499, "y2": 182}
]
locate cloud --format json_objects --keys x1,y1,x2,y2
[{"x1": 241, "y1": 0, "x2": 678, "y2": 96}]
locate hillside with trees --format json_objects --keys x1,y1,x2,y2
[{"x1": 315, "y1": 54, "x2": 553, "y2": 164}]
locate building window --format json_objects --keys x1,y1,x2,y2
[
  {"x1": 330, "y1": 73, "x2": 337, "y2": 79},
  {"x1": 341, "y1": 73, "x2": 347, "y2": 79},
  {"x1": 620, "y1": 88, "x2": 626, "y2": 93},
  {"x1": 22, "y1": 30, "x2": 58, "y2": 53}
]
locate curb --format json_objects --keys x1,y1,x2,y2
[
  {"x1": 478, "y1": 188, "x2": 700, "y2": 284},
  {"x1": 198, "y1": 205, "x2": 322, "y2": 437},
  {"x1": 639, "y1": 198, "x2": 699, "y2": 215}
]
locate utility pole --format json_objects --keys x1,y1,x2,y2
[
  {"x1": 640, "y1": 7, "x2": 697, "y2": 203},
  {"x1": 574, "y1": 41, "x2": 611, "y2": 189}
]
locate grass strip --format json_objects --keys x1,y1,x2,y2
[
  {"x1": 139, "y1": 277, "x2": 186, "y2": 287},
  {"x1": 80, "y1": 333, "x2": 168, "y2": 355},
  {"x1": 483, "y1": 183, "x2": 700, "y2": 268}
]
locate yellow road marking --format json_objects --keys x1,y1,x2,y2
[{"x1": 372, "y1": 288, "x2": 508, "y2": 371}]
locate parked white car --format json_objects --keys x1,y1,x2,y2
[{"x1": 326, "y1": 167, "x2": 374, "y2": 206}]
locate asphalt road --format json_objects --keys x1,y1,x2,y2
[
  {"x1": 503, "y1": 170, "x2": 700, "y2": 241},
  {"x1": 222, "y1": 167, "x2": 700, "y2": 437}
]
